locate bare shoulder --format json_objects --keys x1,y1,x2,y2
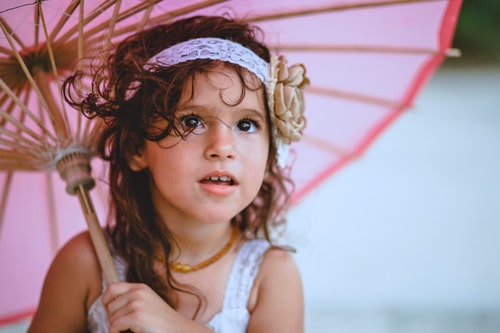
[
  {"x1": 257, "y1": 247, "x2": 302, "y2": 289},
  {"x1": 28, "y1": 231, "x2": 102, "y2": 333},
  {"x1": 261, "y1": 247, "x2": 301, "y2": 275},
  {"x1": 54, "y1": 231, "x2": 104, "y2": 304},
  {"x1": 56, "y1": 231, "x2": 101, "y2": 271},
  {"x1": 49, "y1": 231, "x2": 103, "y2": 295},
  {"x1": 247, "y1": 247, "x2": 304, "y2": 333}
]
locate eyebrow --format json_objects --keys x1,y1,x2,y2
[{"x1": 176, "y1": 104, "x2": 267, "y2": 121}]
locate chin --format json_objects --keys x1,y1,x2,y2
[{"x1": 194, "y1": 209, "x2": 242, "y2": 225}]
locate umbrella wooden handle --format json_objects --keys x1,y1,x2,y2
[{"x1": 76, "y1": 184, "x2": 120, "y2": 284}]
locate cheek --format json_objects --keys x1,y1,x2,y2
[
  {"x1": 142, "y1": 145, "x2": 185, "y2": 181},
  {"x1": 244, "y1": 142, "x2": 269, "y2": 180}
]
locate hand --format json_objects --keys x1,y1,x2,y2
[{"x1": 102, "y1": 282, "x2": 208, "y2": 333}]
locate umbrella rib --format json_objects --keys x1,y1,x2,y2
[
  {"x1": 0, "y1": 45, "x2": 13, "y2": 55},
  {"x1": 2, "y1": 87, "x2": 65, "y2": 163},
  {"x1": 45, "y1": 172, "x2": 60, "y2": 254},
  {"x1": 0, "y1": 158, "x2": 38, "y2": 171},
  {"x1": 307, "y1": 86, "x2": 407, "y2": 109},
  {"x1": 0, "y1": 126, "x2": 45, "y2": 151},
  {"x1": 57, "y1": 0, "x2": 162, "y2": 43},
  {"x1": 0, "y1": 89, "x2": 21, "y2": 123},
  {"x1": 135, "y1": 0, "x2": 230, "y2": 25},
  {"x1": 302, "y1": 134, "x2": 353, "y2": 158},
  {"x1": 0, "y1": 145, "x2": 44, "y2": 170},
  {"x1": 248, "y1": 0, "x2": 447, "y2": 22},
  {"x1": 0, "y1": 17, "x2": 27, "y2": 51},
  {"x1": 50, "y1": 0, "x2": 118, "y2": 42},
  {"x1": 75, "y1": 0, "x2": 85, "y2": 141},
  {"x1": 273, "y1": 44, "x2": 462, "y2": 57},
  {"x1": 82, "y1": 111, "x2": 97, "y2": 145},
  {"x1": 128, "y1": 1, "x2": 163, "y2": 33},
  {"x1": 102, "y1": 0, "x2": 123, "y2": 52},
  {"x1": 136, "y1": 0, "x2": 230, "y2": 29},
  {"x1": 18, "y1": 84, "x2": 58, "y2": 149},
  {"x1": 37, "y1": 2, "x2": 72, "y2": 141},
  {"x1": 0, "y1": 149, "x2": 38, "y2": 165},
  {"x1": 0, "y1": 88, "x2": 47, "y2": 149},
  {"x1": 48, "y1": 0, "x2": 81, "y2": 41},
  {"x1": 0, "y1": 171, "x2": 13, "y2": 232},
  {"x1": 33, "y1": 0, "x2": 41, "y2": 55},
  {"x1": 66, "y1": 0, "x2": 228, "y2": 44},
  {"x1": 0, "y1": 22, "x2": 66, "y2": 139},
  {"x1": 0, "y1": 79, "x2": 58, "y2": 143},
  {"x1": 85, "y1": 118, "x2": 105, "y2": 146},
  {"x1": 138, "y1": 5, "x2": 154, "y2": 30},
  {"x1": 0, "y1": 111, "x2": 52, "y2": 148}
]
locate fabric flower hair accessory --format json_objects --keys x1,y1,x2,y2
[{"x1": 266, "y1": 55, "x2": 308, "y2": 167}]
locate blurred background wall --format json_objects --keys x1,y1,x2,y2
[{"x1": 290, "y1": 1, "x2": 500, "y2": 332}]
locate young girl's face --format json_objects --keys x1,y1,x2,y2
[{"x1": 134, "y1": 65, "x2": 270, "y2": 227}]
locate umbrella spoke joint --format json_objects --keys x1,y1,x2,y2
[{"x1": 55, "y1": 150, "x2": 95, "y2": 194}]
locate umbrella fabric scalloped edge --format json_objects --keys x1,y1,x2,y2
[{"x1": 0, "y1": 309, "x2": 33, "y2": 326}]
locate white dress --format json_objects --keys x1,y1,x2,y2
[{"x1": 87, "y1": 239, "x2": 270, "y2": 333}]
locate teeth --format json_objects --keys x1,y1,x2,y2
[{"x1": 207, "y1": 176, "x2": 232, "y2": 182}]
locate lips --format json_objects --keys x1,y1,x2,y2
[{"x1": 199, "y1": 172, "x2": 238, "y2": 196}]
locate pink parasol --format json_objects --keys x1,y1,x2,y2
[{"x1": 0, "y1": 0, "x2": 461, "y2": 326}]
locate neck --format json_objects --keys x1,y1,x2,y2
[{"x1": 168, "y1": 222, "x2": 235, "y2": 262}]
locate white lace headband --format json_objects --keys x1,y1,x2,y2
[
  {"x1": 144, "y1": 37, "x2": 308, "y2": 168},
  {"x1": 144, "y1": 38, "x2": 268, "y2": 82}
]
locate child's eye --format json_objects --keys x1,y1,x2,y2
[
  {"x1": 237, "y1": 119, "x2": 259, "y2": 132},
  {"x1": 180, "y1": 114, "x2": 204, "y2": 129}
]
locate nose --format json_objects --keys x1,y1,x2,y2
[{"x1": 203, "y1": 122, "x2": 236, "y2": 160}]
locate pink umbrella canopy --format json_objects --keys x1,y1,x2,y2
[{"x1": 0, "y1": 0, "x2": 461, "y2": 326}]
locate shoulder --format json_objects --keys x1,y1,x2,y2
[
  {"x1": 57, "y1": 231, "x2": 103, "y2": 304},
  {"x1": 246, "y1": 243, "x2": 302, "y2": 297},
  {"x1": 258, "y1": 246, "x2": 301, "y2": 279},
  {"x1": 258, "y1": 247, "x2": 303, "y2": 295},
  {"x1": 57, "y1": 231, "x2": 99, "y2": 264},
  {"x1": 53, "y1": 231, "x2": 102, "y2": 287},
  {"x1": 28, "y1": 231, "x2": 103, "y2": 332},
  {"x1": 246, "y1": 246, "x2": 304, "y2": 333}
]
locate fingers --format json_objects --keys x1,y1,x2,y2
[
  {"x1": 100, "y1": 282, "x2": 214, "y2": 333},
  {"x1": 102, "y1": 283, "x2": 147, "y2": 332},
  {"x1": 102, "y1": 282, "x2": 133, "y2": 306}
]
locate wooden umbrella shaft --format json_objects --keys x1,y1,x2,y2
[
  {"x1": 55, "y1": 151, "x2": 119, "y2": 285},
  {"x1": 76, "y1": 184, "x2": 119, "y2": 284}
]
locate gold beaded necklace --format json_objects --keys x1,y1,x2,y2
[{"x1": 157, "y1": 228, "x2": 239, "y2": 273}]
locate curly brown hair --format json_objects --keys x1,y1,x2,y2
[{"x1": 64, "y1": 15, "x2": 294, "y2": 316}]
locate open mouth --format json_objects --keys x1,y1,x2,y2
[{"x1": 201, "y1": 175, "x2": 235, "y2": 186}]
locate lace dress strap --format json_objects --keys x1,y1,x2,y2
[
  {"x1": 206, "y1": 239, "x2": 271, "y2": 332},
  {"x1": 224, "y1": 239, "x2": 271, "y2": 309}
]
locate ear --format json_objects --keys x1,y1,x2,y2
[{"x1": 128, "y1": 150, "x2": 147, "y2": 172}]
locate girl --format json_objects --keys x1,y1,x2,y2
[{"x1": 28, "y1": 15, "x2": 307, "y2": 333}]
